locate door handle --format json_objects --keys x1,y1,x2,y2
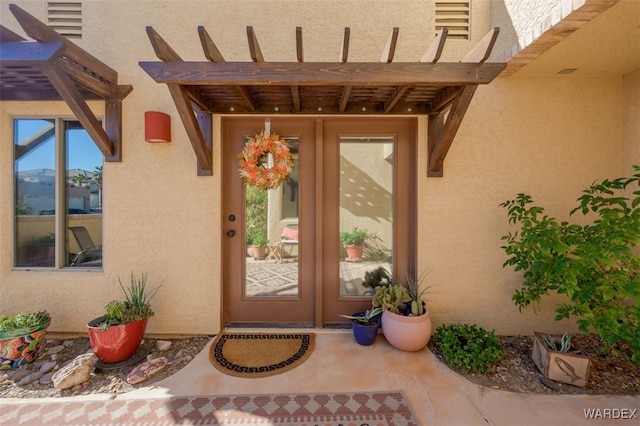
[{"x1": 227, "y1": 230, "x2": 235, "y2": 237}]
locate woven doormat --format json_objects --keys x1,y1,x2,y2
[
  {"x1": 1, "y1": 391, "x2": 420, "y2": 425},
  {"x1": 209, "y1": 332, "x2": 314, "y2": 378}
]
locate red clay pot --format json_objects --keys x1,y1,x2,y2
[{"x1": 87, "y1": 316, "x2": 148, "y2": 364}]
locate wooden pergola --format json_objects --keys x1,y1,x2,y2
[
  {"x1": 140, "y1": 25, "x2": 506, "y2": 176},
  {"x1": 0, "y1": 4, "x2": 132, "y2": 162}
]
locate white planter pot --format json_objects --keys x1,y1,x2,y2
[{"x1": 381, "y1": 310, "x2": 432, "y2": 352}]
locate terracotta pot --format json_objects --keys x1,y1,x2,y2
[
  {"x1": 381, "y1": 309, "x2": 432, "y2": 352},
  {"x1": 251, "y1": 245, "x2": 266, "y2": 259},
  {"x1": 87, "y1": 316, "x2": 148, "y2": 364},
  {"x1": 0, "y1": 319, "x2": 50, "y2": 370},
  {"x1": 345, "y1": 244, "x2": 364, "y2": 261}
]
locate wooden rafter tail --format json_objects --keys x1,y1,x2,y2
[
  {"x1": 420, "y1": 27, "x2": 448, "y2": 63},
  {"x1": 146, "y1": 26, "x2": 182, "y2": 62},
  {"x1": 0, "y1": 25, "x2": 26, "y2": 41},
  {"x1": 9, "y1": 4, "x2": 117, "y2": 83},
  {"x1": 461, "y1": 27, "x2": 500, "y2": 63},
  {"x1": 340, "y1": 27, "x2": 350, "y2": 63},
  {"x1": 291, "y1": 27, "x2": 303, "y2": 111},
  {"x1": 380, "y1": 27, "x2": 399, "y2": 63},
  {"x1": 247, "y1": 26, "x2": 264, "y2": 62},
  {"x1": 428, "y1": 85, "x2": 478, "y2": 176},
  {"x1": 198, "y1": 26, "x2": 225, "y2": 62},
  {"x1": 296, "y1": 27, "x2": 303, "y2": 62}
]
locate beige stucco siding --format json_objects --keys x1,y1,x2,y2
[
  {"x1": 0, "y1": 0, "x2": 637, "y2": 336},
  {"x1": 418, "y1": 75, "x2": 623, "y2": 335}
]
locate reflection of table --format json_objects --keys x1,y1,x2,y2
[{"x1": 266, "y1": 244, "x2": 282, "y2": 262}]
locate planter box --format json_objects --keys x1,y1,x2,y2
[
  {"x1": 532, "y1": 332, "x2": 591, "y2": 387},
  {"x1": 0, "y1": 319, "x2": 51, "y2": 370}
]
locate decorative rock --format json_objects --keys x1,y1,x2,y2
[
  {"x1": 540, "y1": 376, "x2": 560, "y2": 391},
  {"x1": 39, "y1": 361, "x2": 57, "y2": 374},
  {"x1": 126, "y1": 356, "x2": 168, "y2": 384},
  {"x1": 19, "y1": 372, "x2": 43, "y2": 385},
  {"x1": 6, "y1": 369, "x2": 31, "y2": 382},
  {"x1": 52, "y1": 353, "x2": 97, "y2": 390},
  {"x1": 156, "y1": 340, "x2": 172, "y2": 352},
  {"x1": 39, "y1": 372, "x2": 55, "y2": 385},
  {"x1": 47, "y1": 345, "x2": 65, "y2": 355},
  {"x1": 175, "y1": 350, "x2": 183, "y2": 359}
]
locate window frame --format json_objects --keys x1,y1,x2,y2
[{"x1": 12, "y1": 116, "x2": 104, "y2": 270}]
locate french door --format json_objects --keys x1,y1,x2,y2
[{"x1": 222, "y1": 117, "x2": 416, "y2": 326}]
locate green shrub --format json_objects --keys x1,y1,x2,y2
[
  {"x1": 433, "y1": 324, "x2": 504, "y2": 373},
  {"x1": 500, "y1": 166, "x2": 640, "y2": 364}
]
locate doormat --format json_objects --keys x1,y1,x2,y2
[
  {"x1": 209, "y1": 332, "x2": 314, "y2": 378},
  {"x1": 0, "y1": 391, "x2": 420, "y2": 425}
]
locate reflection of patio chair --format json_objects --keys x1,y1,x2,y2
[
  {"x1": 279, "y1": 224, "x2": 298, "y2": 261},
  {"x1": 69, "y1": 226, "x2": 102, "y2": 266}
]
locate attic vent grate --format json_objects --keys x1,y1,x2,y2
[
  {"x1": 435, "y1": 1, "x2": 470, "y2": 40},
  {"x1": 47, "y1": 1, "x2": 82, "y2": 39}
]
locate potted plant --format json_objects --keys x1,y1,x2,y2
[
  {"x1": 531, "y1": 332, "x2": 591, "y2": 387},
  {"x1": 340, "y1": 307, "x2": 382, "y2": 346},
  {"x1": 87, "y1": 273, "x2": 162, "y2": 364},
  {"x1": 361, "y1": 266, "x2": 392, "y2": 295},
  {"x1": 0, "y1": 310, "x2": 51, "y2": 370},
  {"x1": 339, "y1": 227, "x2": 369, "y2": 261},
  {"x1": 250, "y1": 232, "x2": 268, "y2": 259},
  {"x1": 372, "y1": 272, "x2": 432, "y2": 352}
]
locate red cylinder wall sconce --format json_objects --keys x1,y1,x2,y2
[{"x1": 144, "y1": 111, "x2": 171, "y2": 143}]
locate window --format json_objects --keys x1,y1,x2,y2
[{"x1": 13, "y1": 118, "x2": 103, "y2": 268}]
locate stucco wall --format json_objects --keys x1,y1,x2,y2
[
  {"x1": 0, "y1": 0, "x2": 633, "y2": 336},
  {"x1": 417, "y1": 74, "x2": 623, "y2": 334},
  {"x1": 622, "y1": 69, "x2": 640, "y2": 175}
]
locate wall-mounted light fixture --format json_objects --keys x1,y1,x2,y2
[{"x1": 144, "y1": 111, "x2": 171, "y2": 143}]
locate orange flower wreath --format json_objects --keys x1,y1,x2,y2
[{"x1": 238, "y1": 131, "x2": 294, "y2": 190}]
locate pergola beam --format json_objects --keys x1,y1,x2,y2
[
  {"x1": 0, "y1": 4, "x2": 132, "y2": 163},
  {"x1": 139, "y1": 61, "x2": 505, "y2": 86}
]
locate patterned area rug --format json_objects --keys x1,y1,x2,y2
[
  {"x1": 210, "y1": 333, "x2": 314, "y2": 378},
  {"x1": 0, "y1": 391, "x2": 419, "y2": 425}
]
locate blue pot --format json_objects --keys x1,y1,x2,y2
[{"x1": 351, "y1": 312, "x2": 381, "y2": 346}]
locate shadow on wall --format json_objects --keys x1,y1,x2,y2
[{"x1": 339, "y1": 156, "x2": 391, "y2": 222}]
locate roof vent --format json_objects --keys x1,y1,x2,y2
[
  {"x1": 435, "y1": 1, "x2": 470, "y2": 40},
  {"x1": 47, "y1": 2, "x2": 82, "y2": 39}
]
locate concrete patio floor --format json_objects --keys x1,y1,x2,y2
[{"x1": 1, "y1": 329, "x2": 638, "y2": 425}]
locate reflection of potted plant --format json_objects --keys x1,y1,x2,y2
[
  {"x1": 0, "y1": 310, "x2": 51, "y2": 370},
  {"x1": 250, "y1": 232, "x2": 268, "y2": 259},
  {"x1": 340, "y1": 307, "x2": 382, "y2": 346},
  {"x1": 87, "y1": 273, "x2": 162, "y2": 364},
  {"x1": 339, "y1": 227, "x2": 369, "y2": 261},
  {"x1": 372, "y1": 273, "x2": 432, "y2": 352},
  {"x1": 532, "y1": 332, "x2": 591, "y2": 387}
]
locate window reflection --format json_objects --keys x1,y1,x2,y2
[
  {"x1": 244, "y1": 138, "x2": 300, "y2": 297},
  {"x1": 13, "y1": 119, "x2": 103, "y2": 268},
  {"x1": 339, "y1": 137, "x2": 394, "y2": 297}
]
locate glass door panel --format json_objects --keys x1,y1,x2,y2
[
  {"x1": 244, "y1": 138, "x2": 300, "y2": 298},
  {"x1": 339, "y1": 137, "x2": 394, "y2": 297}
]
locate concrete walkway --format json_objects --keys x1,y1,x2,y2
[{"x1": 1, "y1": 330, "x2": 638, "y2": 425}]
